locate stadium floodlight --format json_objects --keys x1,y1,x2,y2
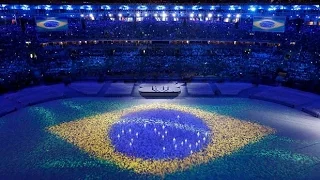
[
  {"x1": 192, "y1": 5, "x2": 202, "y2": 10},
  {"x1": 292, "y1": 5, "x2": 301, "y2": 11},
  {"x1": 119, "y1": 5, "x2": 129, "y2": 10},
  {"x1": 190, "y1": 13, "x2": 194, "y2": 18},
  {"x1": 248, "y1": 6, "x2": 256, "y2": 12},
  {"x1": 174, "y1": 6, "x2": 184, "y2": 10},
  {"x1": 137, "y1": 5, "x2": 147, "y2": 10},
  {"x1": 229, "y1": 6, "x2": 235, "y2": 11},
  {"x1": 80, "y1": 5, "x2": 92, "y2": 11},
  {"x1": 108, "y1": 14, "x2": 112, "y2": 17},
  {"x1": 154, "y1": 13, "x2": 158, "y2": 17},
  {"x1": 118, "y1": 13, "x2": 122, "y2": 17},
  {"x1": 66, "y1": 5, "x2": 73, "y2": 11},
  {"x1": 156, "y1": 5, "x2": 165, "y2": 10},
  {"x1": 136, "y1": 13, "x2": 140, "y2": 17},
  {"x1": 101, "y1": 5, "x2": 111, "y2": 10},
  {"x1": 207, "y1": 13, "x2": 213, "y2": 18},
  {"x1": 89, "y1": 13, "x2": 94, "y2": 20},
  {"x1": 21, "y1": 5, "x2": 30, "y2": 10},
  {"x1": 172, "y1": 13, "x2": 176, "y2": 17},
  {"x1": 236, "y1": 14, "x2": 241, "y2": 18},
  {"x1": 144, "y1": 13, "x2": 148, "y2": 17},
  {"x1": 161, "y1": 12, "x2": 167, "y2": 17},
  {"x1": 227, "y1": 14, "x2": 231, "y2": 18},
  {"x1": 44, "y1": 5, "x2": 52, "y2": 10},
  {"x1": 268, "y1": 6, "x2": 276, "y2": 11}
]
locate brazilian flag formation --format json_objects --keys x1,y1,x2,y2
[
  {"x1": 36, "y1": 17, "x2": 68, "y2": 32},
  {"x1": 252, "y1": 16, "x2": 286, "y2": 32}
]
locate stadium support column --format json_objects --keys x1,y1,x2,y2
[{"x1": 81, "y1": 18, "x2": 86, "y2": 30}]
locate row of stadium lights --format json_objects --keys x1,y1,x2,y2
[
  {"x1": 1, "y1": 4, "x2": 319, "y2": 11},
  {"x1": 81, "y1": 12, "x2": 242, "y2": 21}
]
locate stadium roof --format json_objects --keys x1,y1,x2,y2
[{"x1": 1, "y1": 0, "x2": 319, "y2": 4}]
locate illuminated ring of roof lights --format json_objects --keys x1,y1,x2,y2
[{"x1": 48, "y1": 103, "x2": 275, "y2": 175}]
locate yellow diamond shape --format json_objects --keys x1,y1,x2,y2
[{"x1": 47, "y1": 103, "x2": 275, "y2": 175}]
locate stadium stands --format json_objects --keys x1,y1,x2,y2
[{"x1": 0, "y1": 4, "x2": 319, "y2": 95}]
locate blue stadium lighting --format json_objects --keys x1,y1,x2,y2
[
  {"x1": 236, "y1": 14, "x2": 241, "y2": 18},
  {"x1": 207, "y1": 13, "x2": 212, "y2": 18},
  {"x1": 119, "y1": 5, "x2": 129, "y2": 10},
  {"x1": 174, "y1": 6, "x2": 184, "y2": 10},
  {"x1": 80, "y1": 5, "x2": 92, "y2": 11},
  {"x1": 154, "y1": 13, "x2": 158, "y2": 17},
  {"x1": 172, "y1": 13, "x2": 176, "y2": 17},
  {"x1": 227, "y1": 14, "x2": 231, "y2": 18},
  {"x1": 229, "y1": 6, "x2": 235, "y2": 11},
  {"x1": 144, "y1": 13, "x2": 148, "y2": 17},
  {"x1": 118, "y1": 13, "x2": 122, "y2": 17},
  {"x1": 279, "y1": 6, "x2": 286, "y2": 10},
  {"x1": 156, "y1": 6, "x2": 165, "y2": 10},
  {"x1": 292, "y1": 5, "x2": 301, "y2": 11},
  {"x1": 210, "y1": 6, "x2": 216, "y2": 10},
  {"x1": 198, "y1": 14, "x2": 202, "y2": 17},
  {"x1": 268, "y1": 6, "x2": 276, "y2": 11},
  {"x1": 21, "y1": 5, "x2": 30, "y2": 11},
  {"x1": 66, "y1": 5, "x2": 73, "y2": 11},
  {"x1": 189, "y1": 13, "x2": 194, "y2": 18},
  {"x1": 248, "y1": 6, "x2": 256, "y2": 12},
  {"x1": 136, "y1": 12, "x2": 140, "y2": 17},
  {"x1": 89, "y1": 13, "x2": 94, "y2": 20},
  {"x1": 137, "y1": 5, "x2": 147, "y2": 10},
  {"x1": 80, "y1": 14, "x2": 84, "y2": 17},
  {"x1": 101, "y1": 5, "x2": 111, "y2": 10},
  {"x1": 44, "y1": 5, "x2": 52, "y2": 11},
  {"x1": 192, "y1": 6, "x2": 202, "y2": 10}
]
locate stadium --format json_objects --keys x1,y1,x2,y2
[{"x1": 0, "y1": 2, "x2": 320, "y2": 180}]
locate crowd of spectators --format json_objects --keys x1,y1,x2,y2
[{"x1": 0, "y1": 16, "x2": 320, "y2": 94}]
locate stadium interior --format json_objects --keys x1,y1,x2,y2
[{"x1": 0, "y1": 3, "x2": 320, "y2": 180}]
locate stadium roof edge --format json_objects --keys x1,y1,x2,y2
[{"x1": 0, "y1": 3, "x2": 319, "y2": 5}]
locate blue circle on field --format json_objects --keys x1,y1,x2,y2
[
  {"x1": 43, "y1": 21, "x2": 60, "y2": 28},
  {"x1": 109, "y1": 109, "x2": 212, "y2": 160},
  {"x1": 259, "y1": 21, "x2": 276, "y2": 28}
]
